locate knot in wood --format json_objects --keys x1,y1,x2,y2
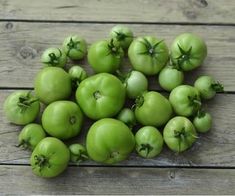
[{"x1": 19, "y1": 46, "x2": 37, "y2": 59}]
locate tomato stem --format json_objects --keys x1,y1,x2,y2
[
  {"x1": 135, "y1": 95, "x2": 144, "y2": 107},
  {"x1": 139, "y1": 143, "x2": 153, "y2": 157},
  {"x1": 211, "y1": 82, "x2": 224, "y2": 93},
  {"x1": 93, "y1": 91, "x2": 102, "y2": 100},
  {"x1": 34, "y1": 155, "x2": 49, "y2": 169}
]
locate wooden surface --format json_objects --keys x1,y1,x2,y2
[{"x1": 0, "y1": 0, "x2": 235, "y2": 195}]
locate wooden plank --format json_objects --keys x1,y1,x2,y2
[
  {"x1": 0, "y1": 22, "x2": 234, "y2": 91},
  {"x1": 0, "y1": 0, "x2": 235, "y2": 24},
  {"x1": 1, "y1": 89, "x2": 235, "y2": 167},
  {"x1": 0, "y1": 165, "x2": 234, "y2": 195}
]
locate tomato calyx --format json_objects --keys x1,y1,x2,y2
[
  {"x1": 176, "y1": 44, "x2": 193, "y2": 68},
  {"x1": 113, "y1": 31, "x2": 133, "y2": 41},
  {"x1": 69, "y1": 116, "x2": 77, "y2": 125},
  {"x1": 17, "y1": 92, "x2": 39, "y2": 113},
  {"x1": 43, "y1": 48, "x2": 62, "y2": 66},
  {"x1": 71, "y1": 150, "x2": 89, "y2": 165},
  {"x1": 196, "y1": 109, "x2": 206, "y2": 118},
  {"x1": 138, "y1": 38, "x2": 164, "y2": 58},
  {"x1": 188, "y1": 95, "x2": 201, "y2": 113},
  {"x1": 34, "y1": 155, "x2": 50, "y2": 171},
  {"x1": 93, "y1": 91, "x2": 102, "y2": 100},
  {"x1": 107, "y1": 39, "x2": 122, "y2": 58},
  {"x1": 109, "y1": 151, "x2": 120, "y2": 159},
  {"x1": 16, "y1": 139, "x2": 31, "y2": 150},
  {"x1": 211, "y1": 82, "x2": 224, "y2": 93},
  {"x1": 66, "y1": 37, "x2": 83, "y2": 56},
  {"x1": 134, "y1": 95, "x2": 144, "y2": 108},
  {"x1": 139, "y1": 143, "x2": 153, "y2": 157}
]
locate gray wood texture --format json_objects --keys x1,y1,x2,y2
[
  {"x1": 0, "y1": 165, "x2": 234, "y2": 195},
  {"x1": 0, "y1": 0, "x2": 235, "y2": 194},
  {"x1": 0, "y1": 22, "x2": 234, "y2": 91},
  {"x1": 0, "y1": 0, "x2": 235, "y2": 24}
]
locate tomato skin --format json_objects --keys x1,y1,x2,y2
[
  {"x1": 163, "y1": 116, "x2": 197, "y2": 152},
  {"x1": 86, "y1": 118, "x2": 135, "y2": 164},
  {"x1": 158, "y1": 66, "x2": 184, "y2": 91},
  {"x1": 42, "y1": 101, "x2": 83, "y2": 140},
  {"x1": 135, "y1": 91, "x2": 173, "y2": 127},
  {"x1": 193, "y1": 112, "x2": 212, "y2": 133},
  {"x1": 88, "y1": 40, "x2": 124, "y2": 73},
  {"x1": 62, "y1": 35, "x2": 87, "y2": 60},
  {"x1": 110, "y1": 25, "x2": 133, "y2": 49},
  {"x1": 124, "y1": 70, "x2": 148, "y2": 99},
  {"x1": 194, "y1": 75, "x2": 224, "y2": 100},
  {"x1": 34, "y1": 67, "x2": 72, "y2": 105},
  {"x1": 169, "y1": 85, "x2": 201, "y2": 117},
  {"x1": 69, "y1": 144, "x2": 88, "y2": 164},
  {"x1": 3, "y1": 91, "x2": 40, "y2": 125},
  {"x1": 135, "y1": 126, "x2": 163, "y2": 158},
  {"x1": 76, "y1": 73, "x2": 126, "y2": 120},
  {"x1": 18, "y1": 123, "x2": 46, "y2": 150},
  {"x1": 117, "y1": 108, "x2": 136, "y2": 129},
  {"x1": 30, "y1": 137, "x2": 70, "y2": 178},
  {"x1": 170, "y1": 33, "x2": 207, "y2": 71},
  {"x1": 41, "y1": 48, "x2": 67, "y2": 68},
  {"x1": 128, "y1": 36, "x2": 169, "y2": 75}
]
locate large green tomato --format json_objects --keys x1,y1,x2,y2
[
  {"x1": 76, "y1": 73, "x2": 126, "y2": 120},
  {"x1": 170, "y1": 33, "x2": 207, "y2": 71},
  {"x1": 34, "y1": 67, "x2": 72, "y2": 105},
  {"x1": 128, "y1": 36, "x2": 169, "y2": 75},
  {"x1": 3, "y1": 91, "x2": 40, "y2": 125},
  {"x1": 42, "y1": 101, "x2": 83, "y2": 140},
  {"x1": 135, "y1": 126, "x2": 163, "y2": 158},
  {"x1": 194, "y1": 75, "x2": 224, "y2": 100},
  {"x1": 86, "y1": 118, "x2": 135, "y2": 164},
  {"x1": 18, "y1": 123, "x2": 46, "y2": 150},
  {"x1": 169, "y1": 85, "x2": 201, "y2": 117},
  {"x1": 62, "y1": 35, "x2": 87, "y2": 60},
  {"x1": 109, "y1": 25, "x2": 133, "y2": 49},
  {"x1": 30, "y1": 137, "x2": 70, "y2": 178},
  {"x1": 135, "y1": 91, "x2": 173, "y2": 127},
  {"x1": 163, "y1": 116, "x2": 197, "y2": 152},
  {"x1": 88, "y1": 39, "x2": 124, "y2": 73}
]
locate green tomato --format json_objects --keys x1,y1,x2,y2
[
  {"x1": 41, "y1": 48, "x2": 67, "y2": 68},
  {"x1": 135, "y1": 126, "x2": 163, "y2": 158},
  {"x1": 117, "y1": 108, "x2": 136, "y2": 129},
  {"x1": 135, "y1": 91, "x2": 173, "y2": 127},
  {"x1": 69, "y1": 144, "x2": 88, "y2": 164},
  {"x1": 42, "y1": 101, "x2": 83, "y2": 140},
  {"x1": 30, "y1": 137, "x2": 70, "y2": 178},
  {"x1": 170, "y1": 33, "x2": 207, "y2": 71},
  {"x1": 128, "y1": 36, "x2": 169, "y2": 75},
  {"x1": 194, "y1": 75, "x2": 224, "y2": 100},
  {"x1": 76, "y1": 73, "x2": 126, "y2": 120},
  {"x1": 62, "y1": 35, "x2": 87, "y2": 60},
  {"x1": 3, "y1": 91, "x2": 40, "y2": 125},
  {"x1": 68, "y1": 65, "x2": 88, "y2": 90},
  {"x1": 88, "y1": 39, "x2": 124, "y2": 73},
  {"x1": 169, "y1": 85, "x2": 201, "y2": 117},
  {"x1": 109, "y1": 25, "x2": 133, "y2": 49},
  {"x1": 193, "y1": 111, "x2": 212, "y2": 133},
  {"x1": 34, "y1": 67, "x2": 72, "y2": 105},
  {"x1": 124, "y1": 70, "x2": 148, "y2": 99},
  {"x1": 163, "y1": 116, "x2": 197, "y2": 152},
  {"x1": 158, "y1": 65, "x2": 184, "y2": 91},
  {"x1": 18, "y1": 123, "x2": 46, "y2": 150},
  {"x1": 86, "y1": 118, "x2": 135, "y2": 164}
]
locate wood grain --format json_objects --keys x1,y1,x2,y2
[
  {"x1": 0, "y1": 0, "x2": 235, "y2": 24},
  {"x1": 0, "y1": 22, "x2": 234, "y2": 91},
  {"x1": 1, "y1": 90, "x2": 234, "y2": 167},
  {"x1": 0, "y1": 165, "x2": 234, "y2": 195}
]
